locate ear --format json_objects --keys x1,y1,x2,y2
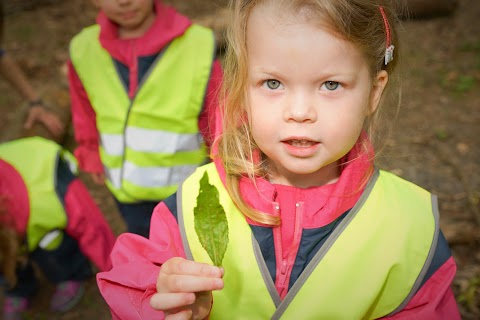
[{"x1": 368, "y1": 70, "x2": 389, "y2": 115}]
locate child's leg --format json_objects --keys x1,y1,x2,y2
[
  {"x1": 114, "y1": 200, "x2": 158, "y2": 237},
  {"x1": 2, "y1": 261, "x2": 36, "y2": 318},
  {"x1": 30, "y1": 232, "x2": 92, "y2": 283},
  {"x1": 56, "y1": 155, "x2": 116, "y2": 272},
  {"x1": 30, "y1": 232, "x2": 91, "y2": 312},
  {"x1": 4, "y1": 261, "x2": 37, "y2": 298}
]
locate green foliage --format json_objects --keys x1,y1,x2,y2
[
  {"x1": 454, "y1": 76, "x2": 476, "y2": 94},
  {"x1": 457, "y1": 275, "x2": 480, "y2": 314},
  {"x1": 194, "y1": 171, "x2": 229, "y2": 266},
  {"x1": 435, "y1": 128, "x2": 449, "y2": 141},
  {"x1": 438, "y1": 71, "x2": 476, "y2": 96},
  {"x1": 461, "y1": 41, "x2": 480, "y2": 53}
]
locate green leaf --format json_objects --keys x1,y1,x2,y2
[{"x1": 194, "y1": 171, "x2": 229, "y2": 266}]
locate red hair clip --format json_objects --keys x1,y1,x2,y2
[{"x1": 379, "y1": 6, "x2": 395, "y2": 65}]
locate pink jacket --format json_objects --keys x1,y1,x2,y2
[
  {"x1": 68, "y1": 1, "x2": 223, "y2": 174},
  {"x1": 0, "y1": 159, "x2": 115, "y2": 272},
  {"x1": 97, "y1": 137, "x2": 460, "y2": 319}
]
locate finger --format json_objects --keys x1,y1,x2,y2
[
  {"x1": 48, "y1": 125, "x2": 62, "y2": 137},
  {"x1": 191, "y1": 291, "x2": 213, "y2": 319},
  {"x1": 24, "y1": 113, "x2": 35, "y2": 129},
  {"x1": 165, "y1": 309, "x2": 193, "y2": 320},
  {"x1": 25, "y1": 107, "x2": 44, "y2": 128},
  {"x1": 158, "y1": 273, "x2": 223, "y2": 294},
  {"x1": 91, "y1": 174, "x2": 104, "y2": 185},
  {"x1": 43, "y1": 115, "x2": 64, "y2": 136},
  {"x1": 150, "y1": 292, "x2": 195, "y2": 311},
  {"x1": 162, "y1": 257, "x2": 223, "y2": 278},
  {"x1": 50, "y1": 122, "x2": 64, "y2": 136},
  {"x1": 50, "y1": 117, "x2": 65, "y2": 133}
]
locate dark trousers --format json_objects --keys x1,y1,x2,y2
[
  {"x1": 115, "y1": 200, "x2": 158, "y2": 238},
  {"x1": 3, "y1": 232, "x2": 92, "y2": 298}
]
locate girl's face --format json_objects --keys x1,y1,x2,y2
[
  {"x1": 94, "y1": 0, "x2": 155, "y2": 38},
  {"x1": 246, "y1": 4, "x2": 388, "y2": 188}
]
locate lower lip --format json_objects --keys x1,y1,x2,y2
[
  {"x1": 282, "y1": 142, "x2": 319, "y2": 157},
  {"x1": 122, "y1": 12, "x2": 137, "y2": 19}
]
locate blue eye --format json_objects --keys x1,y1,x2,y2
[
  {"x1": 265, "y1": 79, "x2": 282, "y2": 90},
  {"x1": 322, "y1": 81, "x2": 340, "y2": 91}
]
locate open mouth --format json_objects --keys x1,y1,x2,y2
[{"x1": 285, "y1": 139, "x2": 317, "y2": 147}]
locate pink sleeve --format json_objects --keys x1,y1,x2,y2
[
  {"x1": 0, "y1": 160, "x2": 29, "y2": 235},
  {"x1": 381, "y1": 257, "x2": 461, "y2": 320},
  {"x1": 64, "y1": 179, "x2": 116, "y2": 272},
  {"x1": 198, "y1": 59, "x2": 223, "y2": 149},
  {"x1": 67, "y1": 61, "x2": 103, "y2": 174},
  {"x1": 97, "y1": 202, "x2": 186, "y2": 320}
]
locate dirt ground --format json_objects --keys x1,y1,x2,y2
[{"x1": 0, "y1": 0, "x2": 479, "y2": 319}]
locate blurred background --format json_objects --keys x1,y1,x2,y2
[{"x1": 0, "y1": 0, "x2": 479, "y2": 319}]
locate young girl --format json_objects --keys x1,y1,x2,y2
[{"x1": 97, "y1": 0, "x2": 461, "y2": 319}]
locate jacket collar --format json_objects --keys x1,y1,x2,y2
[{"x1": 213, "y1": 134, "x2": 374, "y2": 226}]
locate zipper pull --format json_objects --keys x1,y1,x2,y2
[{"x1": 279, "y1": 260, "x2": 288, "y2": 286}]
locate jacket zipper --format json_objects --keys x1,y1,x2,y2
[{"x1": 274, "y1": 201, "x2": 304, "y2": 299}]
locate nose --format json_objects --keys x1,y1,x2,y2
[{"x1": 285, "y1": 90, "x2": 317, "y2": 123}]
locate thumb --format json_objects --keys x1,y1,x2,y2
[{"x1": 24, "y1": 112, "x2": 35, "y2": 129}]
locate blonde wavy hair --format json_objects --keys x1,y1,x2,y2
[{"x1": 217, "y1": 0, "x2": 402, "y2": 226}]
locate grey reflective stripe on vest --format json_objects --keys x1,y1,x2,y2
[
  {"x1": 101, "y1": 129, "x2": 202, "y2": 155},
  {"x1": 126, "y1": 127, "x2": 202, "y2": 153},
  {"x1": 253, "y1": 234, "x2": 282, "y2": 307},
  {"x1": 178, "y1": 181, "x2": 193, "y2": 257},
  {"x1": 100, "y1": 133, "x2": 124, "y2": 156},
  {"x1": 109, "y1": 162, "x2": 199, "y2": 189},
  {"x1": 386, "y1": 195, "x2": 440, "y2": 317}
]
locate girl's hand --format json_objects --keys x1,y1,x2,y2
[
  {"x1": 150, "y1": 257, "x2": 224, "y2": 320},
  {"x1": 88, "y1": 172, "x2": 105, "y2": 185},
  {"x1": 24, "y1": 105, "x2": 65, "y2": 138}
]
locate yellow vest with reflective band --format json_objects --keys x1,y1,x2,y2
[
  {"x1": 0, "y1": 137, "x2": 78, "y2": 251},
  {"x1": 70, "y1": 24, "x2": 215, "y2": 203},
  {"x1": 178, "y1": 163, "x2": 439, "y2": 319}
]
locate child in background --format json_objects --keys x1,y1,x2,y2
[
  {"x1": 0, "y1": 0, "x2": 64, "y2": 139},
  {"x1": 0, "y1": 137, "x2": 116, "y2": 320},
  {"x1": 68, "y1": 0, "x2": 222, "y2": 237},
  {"x1": 97, "y1": 0, "x2": 461, "y2": 319}
]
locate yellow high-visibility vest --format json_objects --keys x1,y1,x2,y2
[
  {"x1": 70, "y1": 24, "x2": 215, "y2": 202},
  {"x1": 0, "y1": 137, "x2": 78, "y2": 251},
  {"x1": 178, "y1": 163, "x2": 438, "y2": 319}
]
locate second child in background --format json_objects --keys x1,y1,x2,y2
[
  {"x1": 0, "y1": 137, "x2": 116, "y2": 319},
  {"x1": 68, "y1": 0, "x2": 222, "y2": 237}
]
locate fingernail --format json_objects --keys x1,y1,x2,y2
[{"x1": 215, "y1": 278, "x2": 224, "y2": 289}]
